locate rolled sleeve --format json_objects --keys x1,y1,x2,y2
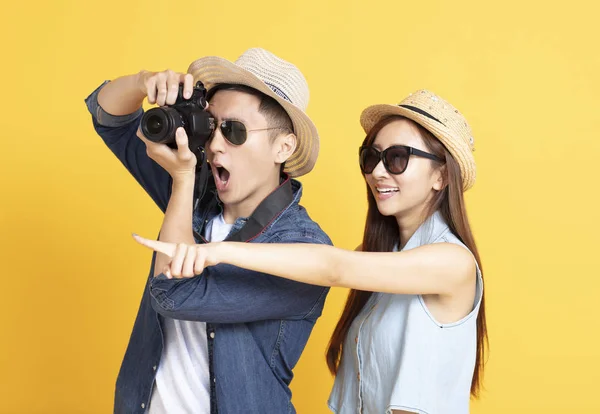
[
  {"x1": 83, "y1": 81, "x2": 172, "y2": 212},
  {"x1": 84, "y1": 81, "x2": 143, "y2": 127},
  {"x1": 148, "y1": 232, "x2": 332, "y2": 324}
]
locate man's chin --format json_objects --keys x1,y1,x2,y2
[{"x1": 216, "y1": 187, "x2": 239, "y2": 205}]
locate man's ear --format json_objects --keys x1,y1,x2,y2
[{"x1": 273, "y1": 132, "x2": 297, "y2": 164}]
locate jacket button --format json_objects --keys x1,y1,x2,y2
[
  {"x1": 210, "y1": 332, "x2": 215, "y2": 339},
  {"x1": 153, "y1": 365, "x2": 157, "y2": 371},
  {"x1": 141, "y1": 403, "x2": 145, "y2": 409}
]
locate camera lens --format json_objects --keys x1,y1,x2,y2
[
  {"x1": 140, "y1": 107, "x2": 184, "y2": 145},
  {"x1": 146, "y1": 115, "x2": 164, "y2": 135}
]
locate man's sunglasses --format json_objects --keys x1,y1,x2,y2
[
  {"x1": 211, "y1": 120, "x2": 283, "y2": 146},
  {"x1": 359, "y1": 145, "x2": 443, "y2": 175}
]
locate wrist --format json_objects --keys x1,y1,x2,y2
[
  {"x1": 136, "y1": 70, "x2": 154, "y2": 96},
  {"x1": 171, "y1": 172, "x2": 196, "y2": 188},
  {"x1": 207, "y1": 242, "x2": 225, "y2": 267}
]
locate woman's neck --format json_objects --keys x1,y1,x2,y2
[{"x1": 396, "y1": 206, "x2": 430, "y2": 250}]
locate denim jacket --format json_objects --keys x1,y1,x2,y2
[{"x1": 84, "y1": 82, "x2": 332, "y2": 414}]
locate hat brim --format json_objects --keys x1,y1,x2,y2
[
  {"x1": 360, "y1": 104, "x2": 476, "y2": 190},
  {"x1": 187, "y1": 56, "x2": 318, "y2": 177}
]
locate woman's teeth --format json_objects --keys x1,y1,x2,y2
[{"x1": 376, "y1": 187, "x2": 399, "y2": 193}]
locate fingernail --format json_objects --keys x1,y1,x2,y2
[
  {"x1": 176, "y1": 127, "x2": 184, "y2": 136},
  {"x1": 132, "y1": 233, "x2": 139, "y2": 238}
]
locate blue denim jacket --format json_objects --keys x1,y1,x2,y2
[{"x1": 84, "y1": 82, "x2": 332, "y2": 414}]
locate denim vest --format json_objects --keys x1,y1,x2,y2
[
  {"x1": 85, "y1": 82, "x2": 332, "y2": 414},
  {"x1": 328, "y1": 211, "x2": 483, "y2": 414}
]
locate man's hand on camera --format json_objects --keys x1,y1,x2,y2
[
  {"x1": 134, "y1": 69, "x2": 202, "y2": 180},
  {"x1": 137, "y1": 126, "x2": 196, "y2": 180},
  {"x1": 138, "y1": 69, "x2": 194, "y2": 106}
]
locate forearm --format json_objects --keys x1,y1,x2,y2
[
  {"x1": 212, "y1": 242, "x2": 341, "y2": 287},
  {"x1": 154, "y1": 176, "x2": 196, "y2": 276},
  {"x1": 210, "y1": 242, "x2": 472, "y2": 295},
  {"x1": 97, "y1": 71, "x2": 148, "y2": 116},
  {"x1": 149, "y1": 260, "x2": 327, "y2": 323}
]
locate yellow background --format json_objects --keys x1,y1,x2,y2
[{"x1": 1, "y1": 0, "x2": 599, "y2": 412}]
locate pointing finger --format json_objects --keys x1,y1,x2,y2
[{"x1": 132, "y1": 234, "x2": 176, "y2": 258}]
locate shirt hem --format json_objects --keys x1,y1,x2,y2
[{"x1": 386, "y1": 404, "x2": 430, "y2": 414}]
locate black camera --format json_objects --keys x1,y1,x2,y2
[{"x1": 140, "y1": 81, "x2": 215, "y2": 152}]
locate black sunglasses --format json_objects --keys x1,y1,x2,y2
[
  {"x1": 359, "y1": 145, "x2": 443, "y2": 175},
  {"x1": 211, "y1": 120, "x2": 282, "y2": 146}
]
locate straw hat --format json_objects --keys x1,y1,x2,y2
[
  {"x1": 360, "y1": 90, "x2": 477, "y2": 191},
  {"x1": 187, "y1": 48, "x2": 318, "y2": 177}
]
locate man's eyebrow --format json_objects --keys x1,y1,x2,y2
[
  {"x1": 208, "y1": 112, "x2": 247, "y2": 124},
  {"x1": 223, "y1": 116, "x2": 246, "y2": 123}
]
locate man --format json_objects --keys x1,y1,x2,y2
[{"x1": 84, "y1": 48, "x2": 331, "y2": 414}]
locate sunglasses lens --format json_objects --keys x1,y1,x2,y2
[
  {"x1": 384, "y1": 146, "x2": 410, "y2": 174},
  {"x1": 221, "y1": 120, "x2": 247, "y2": 145},
  {"x1": 360, "y1": 147, "x2": 380, "y2": 174}
]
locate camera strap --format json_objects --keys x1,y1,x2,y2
[{"x1": 193, "y1": 148, "x2": 210, "y2": 211}]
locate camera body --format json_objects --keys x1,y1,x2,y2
[{"x1": 140, "y1": 81, "x2": 215, "y2": 152}]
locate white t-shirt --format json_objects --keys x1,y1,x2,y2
[{"x1": 148, "y1": 213, "x2": 233, "y2": 413}]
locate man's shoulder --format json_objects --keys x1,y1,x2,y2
[{"x1": 266, "y1": 201, "x2": 332, "y2": 246}]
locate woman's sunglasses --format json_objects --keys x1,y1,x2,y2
[
  {"x1": 359, "y1": 145, "x2": 443, "y2": 175},
  {"x1": 212, "y1": 120, "x2": 283, "y2": 146}
]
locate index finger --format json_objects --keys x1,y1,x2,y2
[
  {"x1": 132, "y1": 234, "x2": 176, "y2": 258},
  {"x1": 182, "y1": 73, "x2": 194, "y2": 99}
]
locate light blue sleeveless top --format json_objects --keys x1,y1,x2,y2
[{"x1": 328, "y1": 211, "x2": 483, "y2": 414}]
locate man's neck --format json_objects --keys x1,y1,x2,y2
[{"x1": 221, "y1": 175, "x2": 282, "y2": 224}]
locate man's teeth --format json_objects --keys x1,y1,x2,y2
[{"x1": 377, "y1": 188, "x2": 399, "y2": 193}]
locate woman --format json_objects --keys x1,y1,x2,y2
[{"x1": 134, "y1": 89, "x2": 487, "y2": 414}]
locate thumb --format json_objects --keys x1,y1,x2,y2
[
  {"x1": 132, "y1": 234, "x2": 176, "y2": 258},
  {"x1": 175, "y1": 128, "x2": 193, "y2": 159}
]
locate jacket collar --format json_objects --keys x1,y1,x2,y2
[{"x1": 194, "y1": 174, "x2": 296, "y2": 243}]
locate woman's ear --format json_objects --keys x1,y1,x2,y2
[{"x1": 432, "y1": 164, "x2": 447, "y2": 191}]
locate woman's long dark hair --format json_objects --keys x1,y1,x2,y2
[{"x1": 325, "y1": 115, "x2": 488, "y2": 398}]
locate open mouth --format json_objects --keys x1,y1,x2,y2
[
  {"x1": 216, "y1": 166, "x2": 230, "y2": 184},
  {"x1": 213, "y1": 164, "x2": 231, "y2": 192}
]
